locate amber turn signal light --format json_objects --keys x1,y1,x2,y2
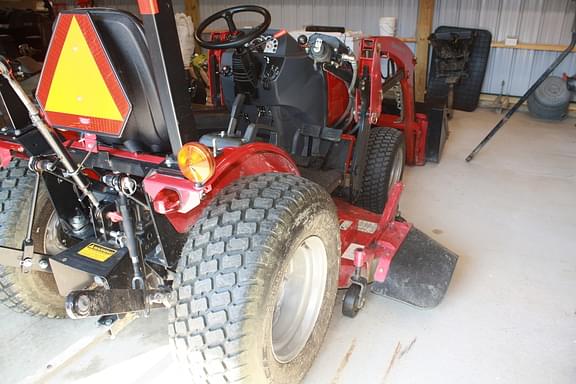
[{"x1": 177, "y1": 143, "x2": 215, "y2": 185}]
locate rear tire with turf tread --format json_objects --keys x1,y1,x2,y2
[
  {"x1": 169, "y1": 173, "x2": 340, "y2": 384},
  {"x1": 0, "y1": 159, "x2": 66, "y2": 318},
  {"x1": 354, "y1": 127, "x2": 405, "y2": 214}
]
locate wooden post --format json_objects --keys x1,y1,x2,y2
[
  {"x1": 415, "y1": 0, "x2": 435, "y2": 103},
  {"x1": 184, "y1": 0, "x2": 201, "y2": 53},
  {"x1": 184, "y1": 0, "x2": 200, "y2": 27}
]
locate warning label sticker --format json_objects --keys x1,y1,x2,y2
[
  {"x1": 78, "y1": 243, "x2": 117, "y2": 262},
  {"x1": 340, "y1": 220, "x2": 353, "y2": 230},
  {"x1": 357, "y1": 220, "x2": 378, "y2": 234}
]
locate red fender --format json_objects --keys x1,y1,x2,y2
[{"x1": 161, "y1": 143, "x2": 299, "y2": 233}]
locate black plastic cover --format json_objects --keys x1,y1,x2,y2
[
  {"x1": 371, "y1": 227, "x2": 459, "y2": 308},
  {"x1": 61, "y1": 9, "x2": 173, "y2": 153}
]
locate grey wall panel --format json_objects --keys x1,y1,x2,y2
[
  {"x1": 198, "y1": 0, "x2": 576, "y2": 96},
  {"x1": 199, "y1": 0, "x2": 419, "y2": 37}
]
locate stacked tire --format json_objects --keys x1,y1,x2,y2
[
  {"x1": 427, "y1": 26, "x2": 492, "y2": 112},
  {"x1": 527, "y1": 76, "x2": 571, "y2": 121}
]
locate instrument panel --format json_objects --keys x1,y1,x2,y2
[{"x1": 249, "y1": 34, "x2": 280, "y2": 54}]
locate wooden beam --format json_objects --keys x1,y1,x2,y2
[
  {"x1": 414, "y1": 0, "x2": 435, "y2": 103},
  {"x1": 479, "y1": 93, "x2": 576, "y2": 113},
  {"x1": 401, "y1": 37, "x2": 576, "y2": 53},
  {"x1": 490, "y1": 41, "x2": 576, "y2": 52}
]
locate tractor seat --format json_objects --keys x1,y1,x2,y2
[
  {"x1": 66, "y1": 8, "x2": 220, "y2": 154},
  {"x1": 67, "y1": 8, "x2": 172, "y2": 153}
]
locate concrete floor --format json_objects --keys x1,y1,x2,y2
[{"x1": 1, "y1": 109, "x2": 575, "y2": 384}]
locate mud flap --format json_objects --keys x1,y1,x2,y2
[{"x1": 371, "y1": 227, "x2": 458, "y2": 308}]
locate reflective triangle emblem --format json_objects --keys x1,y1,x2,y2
[{"x1": 36, "y1": 13, "x2": 131, "y2": 136}]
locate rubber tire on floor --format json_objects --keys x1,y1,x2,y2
[
  {"x1": 354, "y1": 127, "x2": 405, "y2": 214},
  {"x1": 528, "y1": 76, "x2": 570, "y2": 121},
  {"x1": 169, "y1": 173, "x2": 340, "y2": 384},
  {"x1": 427, "y1": 26, "x2": 492, "y2": 112},
  {"x1": 0, "y1": 159, "x2": 66, "y2": 318}
]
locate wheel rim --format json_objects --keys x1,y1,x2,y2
[
  {"x1": 43, "y1": 211, "x2": 67, "y2": 255},
  {"x1": 271, "y1": 235, "x2": 328, "y2": 363},
  {"x1": 388, "y1": 145, "x2": 405, "y2": 190}
]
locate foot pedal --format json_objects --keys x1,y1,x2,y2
[{"x1": 371, "y1": 227, "x2": 458, "y2": 308}]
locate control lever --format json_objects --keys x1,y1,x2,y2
[
  {"x1": 227, "y1": 93, "x2": 246, "y2": 136},
  {"x1": 20, "y1": 171, "x2": 41, "y2": 273},
  {"x1": 117, "y1": 195, "x2": 144, "y2": 290}
]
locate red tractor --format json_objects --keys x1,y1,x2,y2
[{"x1": 0, "y1": 2, "x2": 457, "y2": 383}]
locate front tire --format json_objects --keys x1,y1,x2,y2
[
  {"x1": 354, "y1": 127, "x2": 405, "y2": 214},
  {"x1": 169, "y1": 173, "x2": 340, "y2": 383}
]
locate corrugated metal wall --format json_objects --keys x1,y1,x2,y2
[
  {"x1": 198, "y1": 0, "x2": 576, "y2": 96},
  {"x1": 433, "y1": 0, "x2": 576, "y2": 96},
  {"x1": 91, "y1": 0, "x2": 576, "y2": 96}
]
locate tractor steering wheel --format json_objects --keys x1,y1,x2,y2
[{"x1": 194, "y1": 5, "x2": 271, "y2": 50}]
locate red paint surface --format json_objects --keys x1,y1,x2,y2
[
  {"x1": 0, "y1": 147, "x2": 12, "y2": 168},
  {"x1": 137, "y1": 0, "x2": 159, "y2": 15},
  {"x1": 336, "y1": 183, "x2": 411, "y2": 288},
  {"x1": 355, "y1": 36, "x2": 427, "y2": 166},
  {"x1": 326, "y1": 71, "x2": 349, "y2": 127},
  {"x1": 340, "y1": 134, "x2": 355, "y2": 172},
  {"x1": 0, "y1": 140, "x2": 25, "y2": 166},
  {"x1": 207, "y1": 31, "x2": 234, "y2": 107},
  {"x1": 158, "y1": 143, "x2": 299, "y2": 233},
  {"x1": 67, "y1": 141, "x2": 165, "y2": 165}
]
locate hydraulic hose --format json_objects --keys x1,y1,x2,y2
[{"x1": 332, "y1": 54, "x2": 358, "y2": 130}]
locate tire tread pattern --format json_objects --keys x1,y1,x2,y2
[
  {"x1": 355, "y1": 128, "x2": 404, "y2": 214},
  {"x1": 0, "y1": 159, "x2": 61, "y2": 318},
  {"x1": 169, "y1": 173, "x2": 334, "y2": 384}
]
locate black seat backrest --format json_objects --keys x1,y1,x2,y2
[{"x1": 63, "y1": 8, "x2": 171, "y2": 153}]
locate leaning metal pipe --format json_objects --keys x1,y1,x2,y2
[
  {"x1": 0, "y1": 61, "x2": 100, "y2": 208},
  {"x1": 466, "y1": 27, "x2": 576, "y2": 161}
]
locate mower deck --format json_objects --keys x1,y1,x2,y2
[{"x1": 334, "y1": 183, "x2": 458, "y2": 311}]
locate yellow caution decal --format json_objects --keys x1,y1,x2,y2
[
  {"x1": 36, "y1": 13, "x2": 131, "y2": 136},
  {"x1": 78, "y1": 243, "x2": 117, "y2": 262}
]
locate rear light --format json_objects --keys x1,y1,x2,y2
[
  {"x1": 177, "y1": 143, "x2": 215, "y2": 185},
  {"x1": 153, "y1": 188, "x2": 181, "y2": 214}
]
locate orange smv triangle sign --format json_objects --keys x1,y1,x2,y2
[{"x1": 36, "y1": 13, "x2": 131, "y2": 137}]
